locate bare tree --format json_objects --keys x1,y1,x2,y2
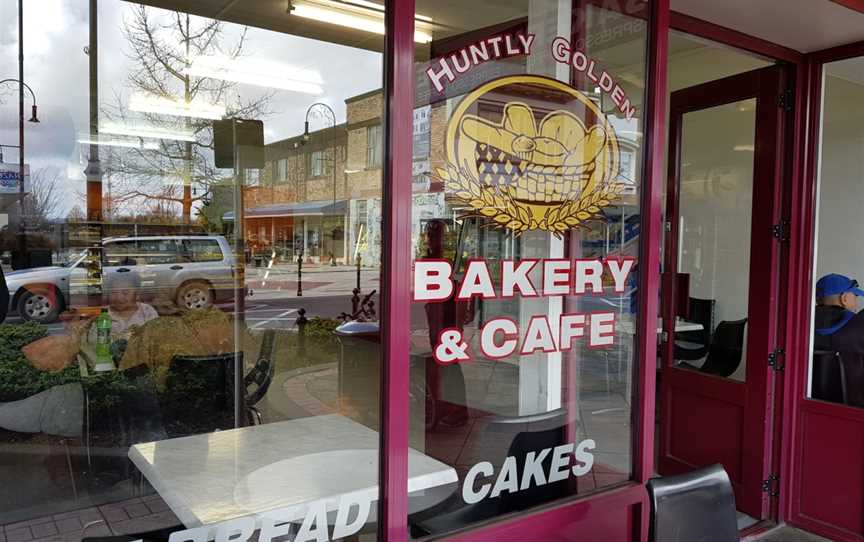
[
  {"x1": 102, "y1": 5, "x2": 274, "y2": 222},
  {"x1": 21, "y1": 167, "x2": 63, "y2": 229}
]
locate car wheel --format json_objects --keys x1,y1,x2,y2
[
  {"x1": 177, "y1": 281, "x2": 213, "y2": 311},
  {"x1": 18, "y1": 287, "x2": 63, "y2": 324}
]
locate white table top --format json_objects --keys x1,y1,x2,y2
[
  {"x1": 619, "y1": 318, "x2": 704, "y2": 335},
  {"x1": 129, "y1": 414, "x2": 458, "y2": 528}
]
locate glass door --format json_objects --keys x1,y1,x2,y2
[{"x1": 658, "y1": 66, "x2": 786, "y2": 520}]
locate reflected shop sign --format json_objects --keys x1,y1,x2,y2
[
  {"x1": 0, "y1": 163, "x2": 30, "y2": 194},
  {"x1": 163, "y1": 29, "x2": 634, "y2": 542}
]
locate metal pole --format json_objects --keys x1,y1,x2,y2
[
  {"x1": 331, "y1": 110, "x2": 337, "y2": 266},
  {"x1": 231, "y1": 119, "x2": 246, "y2": 427},
  {"x1": 17, "y1": 0, "x2": 25, "y2": 261},
  {"x1": 85, "y1": 0, "x2": 102, "y2": 224}
]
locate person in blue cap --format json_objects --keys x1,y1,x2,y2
[{"x1": 813, "y1": 273, "x2": 864, "y2": 351}]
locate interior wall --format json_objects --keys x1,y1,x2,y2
[{"x1": 815, "y1": 70, "x2": 864, "y2": 282}]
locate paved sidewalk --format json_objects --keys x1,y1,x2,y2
[{"x1": 1, "y1": 495, "x2": 179, "y2": 542}]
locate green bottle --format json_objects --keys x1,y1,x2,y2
[{"x1": 95, "y1": 308, "x2": 113, "y2": 370}]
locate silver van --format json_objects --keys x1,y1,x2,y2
[{"x1": 6, "y1": 235, "x2": 237, "y2": 323}]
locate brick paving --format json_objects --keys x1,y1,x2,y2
[{"x1": 1, "y1": 496, "x2": 179, "y2": 542}]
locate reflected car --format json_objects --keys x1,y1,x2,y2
[{"x1": 6, "y1": 235, "x2": 238, "y2": 323}]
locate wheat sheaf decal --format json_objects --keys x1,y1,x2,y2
[{"x1": 437, "y1": 76, "x2": 625, "y2": 236}]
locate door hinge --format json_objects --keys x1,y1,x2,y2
[
  {"x1": 768, "y1": 348, "x2": 785, "y2": 371},
  {"x1": 779, "y1": 88, "x2": 794, "y2": 112},
  {"x1": 772, "y1": 219, "x2": 790, "y2": 242},
  {"x1": 762, "y1": 474, "x2": 780, "y2": 497}
]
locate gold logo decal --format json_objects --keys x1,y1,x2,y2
[{"x1": 436, "y1": 75, "x2": 624, "y2": 235}]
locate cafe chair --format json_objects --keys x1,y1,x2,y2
[
  {"x1": 162, "y1": 352, "x2": 241, "y2": 437},
  {"x1": 409, "y1": 409, "x2": 568, "y2": 537},
  {"x1": 673, "y1": 297, "x2": 715, "y2": 361},
  {"x1": 646, "y1": 464, "x2": 739, "y2": 542},
  {"x1": 811, "y1": 350, "x2": 844, "y2": 404},
  {"x1": 245, "y1": 329, "x2": 276, "y2": 425},
  {"x1": 680, "y1": 318, "x2": 747, "y2": 378},
  {"x1": 838, "y1": 352, "x2": 864, "y2": 408}
]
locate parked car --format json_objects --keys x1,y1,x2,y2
[{"x1": 5, "y1": 235, "x2": 238, "y2": 323}]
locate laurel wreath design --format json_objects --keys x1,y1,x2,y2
[{"x1": 437, "y1": 162, "x2": 625, "y2": 236}]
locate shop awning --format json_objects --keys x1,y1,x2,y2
[{"x1": 223, "y1": 200, "x2": 347, "y2": 221}]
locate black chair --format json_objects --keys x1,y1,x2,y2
[
  {"x1": 812, "y1": 350, "x2": 844, "y2": 404},
  {"x1": 681, "y1": 319, "x2": 747, "y2": 378},
  {"x1": 245, "y1": 329, "x2": 276, "y2": 425},
  {"x1": 674, "y1": 298, "x2": 715, "y2": 361},
  {"x1": 162, "y1": 352, "x2": 241, "y2": 437},
  {"x1": 838, "y1": 352, "x2": 864, "y2": 408},
  {"x1": 409, "y1": 409, "x2": 568, "y2": 536},
  {"x1": 647, "y1": 464, "x2": 739, "y2": 542}
]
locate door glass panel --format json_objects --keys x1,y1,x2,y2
[{"x1": 674, "y1": 99, "x2": 756, "y2": 381}]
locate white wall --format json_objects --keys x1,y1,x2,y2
[{"x1": 816, "y1": 72, "x2": 864, "y2": 282}]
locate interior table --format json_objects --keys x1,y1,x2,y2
[{"x1": 128, "y1": 414, "x2": 458, "y2": 528}]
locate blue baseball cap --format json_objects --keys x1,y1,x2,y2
[{"x1": 816, "y1": 274, "x2": 864, "y2": 297}]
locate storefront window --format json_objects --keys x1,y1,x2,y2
[
  {"x1": 810, "y1": 56, "x2": 864, "y2": 409},
  {"x1": 408, "y1": 1, "x2": 648, "y2": 537},
  {"x1": 0, "y1": 1, "x2": 385, "y2": 541}
]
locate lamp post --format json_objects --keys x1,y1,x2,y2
[
  {"x1": 302, "y1": 102, "x2": 340, "y2": 266},
  {"x1": 0, "y1": 76, "x2": 41, "y2": 265}
]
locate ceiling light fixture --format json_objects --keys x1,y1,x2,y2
[
  {"x1": 288, "y1": 0, "x2": 433, "y2": 43},
  {"x1": 129, "y1": 93, "x2": 226, "y2": 120},
  {"x1": 77, "y1": 137, "x2": 159, "y2": 150},
  {"x1": 183, "y1": 56, "x2": 324, "y2": 94},
  {"x1": 100, "y1": 123, "x2": 196, "y2": 142}
]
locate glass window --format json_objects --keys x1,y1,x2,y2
[
  {"x1": 311, "y1": 149, "x2": 326, "y2": 177},
  {"x1": 183, "y1": 238, "x2": 225, "y2": 262},
  {"x1": 0, "y1": 2, "x2": 384, "y2": 541},
  {"x1": 408, "y1": 1, "x2": 648, "y2": 537},
  {"x1": 366, "y1": 125, "x2": 382, "y2": 168},
  {"x1": 810, "y1": 56, "x2": 864, "y2": 408}
]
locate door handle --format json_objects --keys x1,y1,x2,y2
[
  {"x1": 170, "y1": 265, "x2": 184, "y2": 270},
  {"x1": 117, "y1": 268, "x2": 130, "y2": 273}
]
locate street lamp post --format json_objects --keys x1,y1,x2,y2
[
  {"x1": 0, "y1": 76, "x2": 41, "y2": 265},
  {"x1": 302, "y1": 103, "x2": 339, "y2": 266}
]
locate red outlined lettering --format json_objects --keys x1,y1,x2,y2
[
  {"x1": 456, "y1": 259, "x2": 496, "y2": 300},
  {"x1": 520, "y1": 315, "x2": 558, "y2": 355},
  {"x1": 479, "y1": 318, "x2": 519, "y2": 359},
  {"x1": 542, "y1": 259, "x2": 571, "y2": 296},
  {"x1": 501, "y1": 259, "x2": 540, "y2": 298},
  {"x1": 588, "y1": 312, "x2": 616, "y2": 348},
  {"x1": 574, "y1": 259, "x2": 604, "y2": 294},
  {"x1": 413, "y1": 259, "x2": 454, "y2": 302},
  {"x1": 559, "y1": 312, "x2": 588, "y2": 352},
  {"x1": 605, "y1": 257, "x2": 636, "y2": 294}
]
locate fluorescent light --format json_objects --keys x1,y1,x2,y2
[
  {"x1": 78, "y1": 137, "x2": 159, "y2": 150},
  {"x1": 129, "y1": 93, "x2": 226, "y2": 120},
  {"x1": 340, "y1": 0, "x2": 433, "y2": 21},
  {"x1": 733, "y1": 144, "x2": 755, "y2": 152},
  {"x1": 290, "y1": 1, "x2": 433, "y2": 43},
  {"x1": 100, "y1": 123, "x2": 196, "y2": 142},
  {"x1": 184, "y1": 56, "x2": 324, "y2": 95}
]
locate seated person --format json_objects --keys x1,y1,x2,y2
[
  {"x1": 102, "y1": 271, "x2": 159, "y2": 339},
  {"x1": 813, "y1": 273, "x2": 864, "y2": 351}
]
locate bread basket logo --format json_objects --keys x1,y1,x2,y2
[{"x1": 437, "y1": 75, "x2": 624, "y2": 234}]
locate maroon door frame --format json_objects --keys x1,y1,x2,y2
[
  {"x1": 781, "y1": 40, "x2": 864, "y2": 542},
  {"x1": 658, "y1": 66, "x2": 787, "y2": 519}
]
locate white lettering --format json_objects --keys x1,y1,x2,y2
[
  {"x1": 559, "y1": 313, "x2": 587, "y2": 351},
  {"x1": 413, "y1": 261, "x2": 453, "y2": 301},
  {"x1": 607, "y1": 259, "x2": 635, "y2": 293},
  {"x1": 590, "y1": 312, "x2": 615, "y2": 347},
  {"x1": 520, "y1": 448, "x2": 550, "y2": 490},
  {"x1": 519, "y1": 33, "x2": 536, "y2": 54},
  {"x1": 574, "y1": 260, "x2": 604, "y2": 294},
  {"x1": 215, "y1": 517, "x2": 254, "y2": 542},
  {"x1": 332, "y1": 492, "x2": 372, "y2": 539},
  {"x1": 502, "y1": 260, "x2": 537, "y2": 297},
  {"x1": 457, "y1": 261, "x2": 496, "y2": 299},
  {"x1": 295, "y1": 500, "x2": 328, "y2": 542},
  {"x1": 543, "y1": 260, "x2": 571, "y2": 296},
  {"x1": 490, "y1": 456, "x2": 519, "y2": 498},
  {"x1": 520, "y1": 316, "x2": 556, "y2": 355},
  {"x1": 481, "y1": 318, "x2": 519, "y2": 358},
  {"x1": 463, "y1": 461, "x2": 494, "y2": 504},
  {"x1": 425, "y1": 58, "x2": 455, "y2": 93},
  {"x1": 572, "y1": 439, "x2": 596, "y2": 476},
  {"x1": 548, "y1": 443, "x2": 575, "y2": 483}
]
